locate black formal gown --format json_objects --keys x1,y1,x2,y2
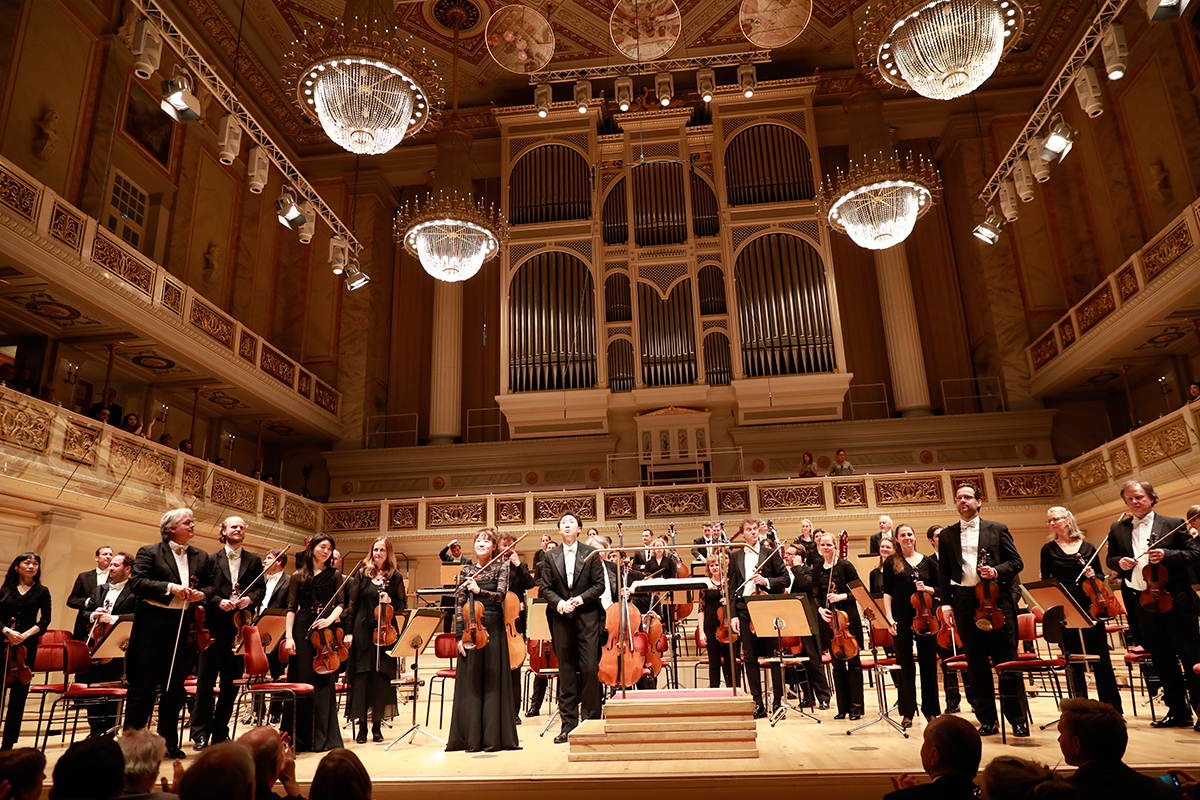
[
  {"x1": 347, "y1": 571, "x2": 406, "y2": 734},
  {"x1": 881, "y1": 555, "x2": 942, "y2": 719},
  {"x1": 814, "y1": 558, "x2": 864, "y2": 717},
  {"x1": 0, "y1": 583, "x2": 50, "y2": 749},
  {"x1": 446, "y1": 563, "x2": 519, "y2": 752},
  {"x1": 286, "y1": 568, "x2": 346, "y2": 752},
  {"x1": 700, "y1": 587, "x2": 738, "y2": 688}
]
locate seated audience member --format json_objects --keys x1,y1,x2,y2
[
  {"x1": 886, "y1": 714, "x2": 982, "y2": 799},
  {"x1": 119, "y1": 729, "x2": 179, "y2": 800},
  {"x1": 240, "y1": 727, "x2": 305, "y2": 800},
  {"x1": 50, "y1": 738, "x2": 125, "y2": 800},
  {"x1": 308, "y1": 749, "x2": 370, "y2": 800},
  {"x1": 176, "y1": 742, "x2": 254, "y2": 800},
  {"x1": 980, "y1": 756, "x2": 1075, "y2": 800},
  {"x1": 0, "y1": 747, "x2": 46, "y2": 800},
  {"x1": 1057, "y1": 698, "x2": 1176, "y2": 799},
  {"x1": 179, "y1": 440, "x2": 194, "y2": 455}
]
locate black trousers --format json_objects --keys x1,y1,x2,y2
[
  {"x1": 190, "y1": 633, "x2": 244, "y2": 743},
  {"x1": 703, "y1": 632, "x2": 740, "y2": 689},
  {"x1": 893, "y1": 624, "x2": 941, "y2": 718},
  {"x1": 549, "y1": 608, "x2": 601, "y2": 731},
  {"x1": 1124, "y1": 587, "x2": 1200, "y2": 717},
  {"x1": 124, "y1": 613, "x2": 196, "y2": 748},
  {"x1": 952, "y1": 587, "x2": 1024, "y2": 726},
  {"x1": 736, "y1": 612, "x2": 783, "y2": 709},
  {"x1": 799, "y1": 634, "x2": 830, "y2": 704}
]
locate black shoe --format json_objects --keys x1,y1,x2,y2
[
  {"x1": 978, "y1": 723, "x2": 999, "y2": 736},
  {"x1": 1194, "y1": 720, "x2": 1200, "y2": 732},
  {"x1": 525, "y1": 706, "x2": 541, "y2": 718},
  {"x1": 355, "y1": 732, "x2": 367, "y2": 744},
  {"x1": 553, "y1": 729, "x2": 572, "y2": 744},
  {"x1": 945, "y1": 704, "x2": 961, "y2": 714},
  {"x1": 818, "y1": 701, "x2": 830, "y2": 710},
  {"x1": 901, "y1": 717, "x2": 913, "y2": 729},
  {"x1": 191, "y1": 738, "x2": 207, "y2": 752},
  {"x1": 1150, "y1": 714, "x2": 1194, "y2": 729},
  {"x1": 753, "y1": 706, "x2": 767, "y2": 719},
  {"x1": 834, "y1": 712, "x2": 847, "y2": 720},
  {"x1": 515, "y1": 716, "x2": 522, "y2": 726},
  {"x1": 373, "y1": 731, "x2": 384, "y2": 743},
  {"x1": 1012, "y1": 723, "x2": 1030, "y2": 738},
  {"x1": 165, "y1": 746, "x2": 187, "y2": 759},
  {"x1": 849, "y1": 714, "x2": 862, "y2": 721}
]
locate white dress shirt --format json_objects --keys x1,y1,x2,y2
[
  {"x1": 742, "y1": 547, "x2": 760, "y2": 597},
  {"x1": 955, "y1": 516, "x2": 981, "y2": 588},
  {"x1": 171, "y1": 542, "x2": 190, "y2": 588},
  {"x1": 100, "y1": 579, "x2": 127, "y2": 620},
  {"x1": 261, "y1": 571, "x2": 283, "y2": 613},
  {"x1": 563, "y1": 543, "x2": 578, "y2": 590},
  {"x1": 600, "y1": 563, "x2": 613, "y2": 610},
  {"x1": 226, "y1": 546, "x2": 242, "y2": 589},
  {"x1": 1125, "y1": 512, "x2": 1155, "y2": 592}
]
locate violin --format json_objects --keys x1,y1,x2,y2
[
  {"x1": 1140, "y1": 561, "x2": 1172, "y2": 613},
  {"x1": 642, "y1": 609, "x2": 666, "y2": 677},
  {"x1": 909, "y1": 563, "x2": 940, "y2": 637},
  {"x1": 827, "y1": 531, "x2": 859, "y2": 660},
  {"x1": 230, "y1": 581, "x2": 254, "y2": 653},
  {"x1": 374, "y1": 585, "x2": 398, "y2": 647},
  {"x1": 1074, "y1": 553, "x2": 1121, "y2": 620},
  {"x1": 185, "y1": 575, "x2": 212, "y2": 651},
  {"x1": 973, "y1": 547, "x2": 1005, "y2": 632},
  {"x1": 598, "y1": 565, "x2": 646, "y2": 687},
  {"x1": 936, "y1": 606, "x2": 962, "y2": 652},
  {"x1": 3, "y1": 617, "x2": 31, "y2": 687},
  {"x1": 310, "y1": 622, "x2": 348, "y2": 674},
  {"x1": 86, "y1": 599, "x2": 115, "y2": 652},
  {"x1": 461, "y1": 593, "x2": 489, "y2": 651},
  {"x1": 715, "y1": 602, "x2": 737, "y2": 644},
  {"x1": 504, "y1": 591, "x2": 526, "y2": 669}
]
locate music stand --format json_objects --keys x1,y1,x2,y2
[
  {"x1": 527, "y1": 599, "x2": 563, "y2": 737},
  {"x1": 384, "y1": 608, "x2": 446, "y2": 748},
  {"x1": 745, "y1": 594, "x2": 820, "y2": 725},
  {"x1": 847, "y1": 580, "x2": 907, "y2": 738},
  {"x1": 440, "y1": 564, "x2": 463, "y2": 585},
  {"x1": 1024, "y1": 579, "x2": 1095, "y2": 725},
  {"x1": 91, "y1": 617, "x2": 135, "y2": 661},
  {"x1": 235, "y1": 609, "x2": 287, "y2": 655}
]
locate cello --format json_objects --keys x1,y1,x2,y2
[
  {"x1": 973, "y1": 547, "x2": 1004, "y2": 632},
  {"x1": 598, "y1": 563, "x2": 646, "y2": 688},
  {"x1": 503, "y1": 591, "x2": 526, "y2": 669}
]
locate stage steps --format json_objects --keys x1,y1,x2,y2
[{"x1": 567, "y1": 688, "x2": 758, "y2": 762}]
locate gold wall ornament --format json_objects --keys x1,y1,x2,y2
[
  {"x1": 1110, "y1": 444, "x2": 1133, "y2": 477},
  {"x1": 534, "y1": 495, "x2": 597, "y2": 523},
  {"x1": 314, "y1": 382, "x2": 339, "y2": 415},
  {"x1": 188, "y1": 297, "x2": 234, "y2": 348},
  {"x1": 325, "y1": 505, "x2": 382, "y2": 532},
  {"x1": 875, "y1": 477, "x2": 944, "y2": 506},
  {"x1": 262, "y1": 491, "x2": 280, "y2": 520},
  {"x1": 1141, "y1": 220, "x2": 1192, "y2": 281},
  {"x1": 0, "y1": 164, "x2": 39, "y2": 221},
  {"x1": 239, "y1": 332, "x2": 257, "y2": 362},
  {"x1": 758, "y1": 484, "x2": 824, "y2": 511},
  {"x1": 298, "y1": 373, "x2": 312, "y2": 398},
  {"x1": 496, "y1": 498, "x2": 526, "y2": 525},
  {"x1": 1116, "y1": 265, "x2": 1139, "y2": 301},
  {"x1": 212, "y1": 473, "x2": 258, "y2": 513},
  {"x1": 993, "y1": 470, "x2": 1063, "y2": 500},
  {"x1": 1133, "y1": 417, "x2": 1190, "y2": 467},
  {"x1": 428, "y1": 499, "x2": 487, "y2": 528},
  {"x1": 107, "y1": 436, "x2": 175, "y2": 486},
  {"x1": 388, "y1": 502, "x2": 418, "y2": 530},
  {"x1": 182, "y1": 461, "x2": 206, "y2": 497},
  {"x1": 949, "y1": 473, "x2": 986, "y2": 502},
  {"x1": 605, "y1": 492, "x2": 637, "y2": 520},
  {"x1": 646, "y1": 489, "x2": 709, "y2": 518},
  {"x1": 91, "y1": 230, "x2": 154, "y2": 296},
  {"x1": 61, "y1": 420, "x2": 99, "y2": 465},
  {"x1": 259, "y1": 344, "x2": 296, "y2": 387},
  {"x1": 832, "y1": 480, "x2": 867, "y2": 508},
  {"x1": 1030, "y1": 332, "x2": 1057, "y2": 370},
  {"x1": 1058, "y1": 318, "x2": 1076, "y2": 348},
  {"x1": 161, "y1": 281, "x2": 184, "y2": 315},
  {"x1": 49, "y1": 201, "x2": 83, "y2": 251},
  {"x1": 1067, "y1": 453, "x2": 1108, "y2": 492},
  {"x1": 284, "y1": 497, "x2": 319, "y2": 531},
  {"x1": 0, "y1": 397, "x2": 52, "y2": 454},
  {"x1": 718, "y1": 486, "x2": 750, "y2": 515},
  {"x1": 1076, "y1": 285, "x2": 1115, "y2": 334}
]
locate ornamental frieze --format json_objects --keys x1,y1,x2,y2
[
  {"x1": 0, "y1": 397, "x2": 52, "y2": 454},
  {"x1": 1067, "y1": 454, "x2": 1107, "y2": 492},
  {"x1": 161, "y1": 281, "x2": 184, "y2": 315},
  {"x1": 1133, "y1": 417, "x2": 1190, "y2": 467},
  {"x1": 284, "y1": 497, "x2": 319, "y2": 531},
  {"x1": 427, "y1": 500, "x2": 486, "y2": 528},
  {"x1": 91, "y1": 231, "x2": 154, "y2": 296},
  {"x1": 49, "y1": 202, "x2": 83, "y2": 251},
  {"x1": 61, "y1": 420, "x2": 99, "y2": 465},
  {"x1": 325, "y1": 505, "x2": 381, "y2": 532},
  {"x1": 1110, "y1": 444, "x2": 1133, "y2": 477},
  {"x1": 1142, "y1": 220, "x2": 1192, "y2": 281},
  {"x1": 717, "y1": 486, "x2": 749, "y2": 515},
  {"x1": 212, "y1": 473, "x2": 258, "y2": 513},
  {"x1": 262, "y1": 491, "x2": 280, "y2": 520},
  {"x1": 758, "y1": 484, "x2": 824, "y2": 511},
  {"x1": 1076, "y1": 286, "x2": 1115, "y2": 334},
  {"x1": 1030, "y1": 334, "x2": 1057, "y2": 371},
  {"x1": 239, "y1": 332, "x2": 257, "y2": 362},
  {"x1": 0, "y1": 164, "x2": 39, "y2": 222},
  {"x1": 534, "y1": 495, "x2": 597, "y2": 523},
  {"x1": 832, "y1": 481, "x2": 866, "y2": 508},
  {"x1": 181, "y1": 461, "x2": 206, "y2": 497},
  {"x1": 107, "y1": 436, "x2": 174, "y2": 487},
  {"x1": 993, "y1": 470, "x2": 1063, "y2": 500},
  {"x1": 1116, "y1": 265, "x2": 1138, "y2": 301},
  {"x1": 314, "y1": 382, "x2": 339, "y2": 415},
  {"x1": 388, "y1": 503, "x2": 417, "y2": 530},
  {"x1": 260, "y1": 344, "x2": 295, "y2": 386},
  {"x1": 189, "y1": 297, "x2": 234, "y2": 348},
  {"x1": 496, "y1": 498, "x2": 526, "y2": 525},
  {"x1": 949, "y1": 473, "x2": 986, "y2": 502},
  {"x1": 875, "y1": 477, "x2": 944, "y2": 506},
  {"x1": 645, "y1": 489, "x2": 709, "y2": 518},
  {"x1": 604, "y1": 492, "x2": 636, "y2": 520}
]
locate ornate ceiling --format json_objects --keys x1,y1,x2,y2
[{"x1": 181, "y1": 0, "x2": 1090, "y2": 153}]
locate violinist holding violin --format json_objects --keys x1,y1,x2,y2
[
  {"x1": 727, "y1": 519, "x2": 786, "y2": 719},
  {"x1": 346, "y1": 536, "x2": 405, "y2": 744},
  {"x1": 447, "y1": 527, "x2": 519, "y2": 753},
  {"x1": 1106, "y1": 480, "x2": 1200, "y2": 730},
  {"x1": 1039, "y1": 507, "x2": 1122, "y2": 712},
  {"x1": 283, "y1": 534, "x2": 346, "y2": 752},
  {"x1": 697, "y1": 553, "x2": 740, "y2": 690},
  {"x1": 0, "y1": 552, "x2": 49, "y2": 751},
  {"x1": 783, "y1": 541, "x2": 830, "y2": 710},
  {"x1": 125, "y1": 508, "x2": 213, "y2": 759},
  {"x1": 937, "y1": 484, "x2": 1026, "y2": 738},
  {"x1": 881, "y1": 524, "x2": 941, "y2": 727},
  {"x1": 79, "y1": 551, "x2": 136, "y2": 738},
  {"x1": 814, "y1": 531, "x2": 864, "y2": 720}
]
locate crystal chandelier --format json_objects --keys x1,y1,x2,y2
[
  {"x1": 858, "y1": 0, "x2": 1026, "y2": 101},
  {"x1": 818, "y1": 87, "x2": 941, "y2": 250},
  {"x1": 284, "y1": 0, "x2": 441, "y2": 155},
  {"x1": 394, "y1": 8, "x2": 507, "y2": 283}
]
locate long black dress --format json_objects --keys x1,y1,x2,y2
[
  {"x1": 446, "y1": 563, "x2": 519, "y2": 752},
  {"x1": 0, "y1": 583, "x2": 50, "y2": 749},
  {"x1": 700, "y1": 587, "x2": 739, "y2": 688},
  {"x1": 881, "y1": 554, "x2": 942, "y2": 719},
  {"x1": 347, "y1": 571, "x2": 406, "y2": 736},
  {"x1": 286, "y1": 568, "x2": 346, "y2": 752},
  {"x1": 814, "y1": 558, "x2": 864, "y2": 717}
]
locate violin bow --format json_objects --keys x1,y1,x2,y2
[
  {"x1": 735, "y1": 541, "x2": 784, "y2": 594},
  {"x1": 308, "y1": 551, "x2": 365, "y2": 633},
  {"x1": 454, "y1": 533, "x2": 530, "y2": 596}
]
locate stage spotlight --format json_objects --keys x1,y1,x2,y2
[
  {"x1": 655, "y1": 72, "x2": 673, "y2": 106},
  {"x1": 217, "y1": 114, "x2": 242, "y2": 165},
  {"x1": 535, "y1": 83, "x2": 551, "y2": 117},
  {"x1": 999, "y1": 179, "x2": 1019, "y2": 222},
  {"x1": 973, "y1": 208, "x2": 1003, "y2": 244},
  {"x1": 1026, "y1": 139, "x2": 1050, "y2": 182},
  {"x1": 131, "y1": 19, "x2": 162, "y2": 80},
  {"x1": 1013, "y1": 158, "x2": 1035, "y2": 203},
  {"x1": 1101, "y1": 22, "x2": 1128, "y2": 80},
  {"x1": 329, "y1": 236, "x2": 349, "y2": 276},
  {"x1": 276, "y1": 189, "x2": 307, "y2": 230},
  {"x1": 344, "y1": 261, "x2": 371, "y2": 291},
  {"x1": 1074, "y1": 63, "x2": 1103, "y2": 117},
  {"x1": 297, "y1": 203, "x2": 315, "y2": 244},
  {"x1": 247, "y1": 146, "x2": 269, "y2": 194},
  {"x1": 1041, "y1": 113, "x2": 1078, "y2": 162},
  {"x1": 697, "y1": 68, "x2": 715, "y2": 103},
  {"x1": 615, "y1": 77, "x2": 634, "y2": 112},
  {"x1": 160, "y1": 73, "x2": 200, "y2": 122},
  {"x1": 737, "y1": 64, "x2": 756, "y2": 98}
]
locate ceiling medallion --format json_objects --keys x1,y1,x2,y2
[
  {"x1": 432, "y1": 0, "x2": 484, "y2": 33},
  {"x1": 610, "y1": 0, "x2": 682, "y2": 62},
  {"x1": 739, "y1": 0, "x2": 813, "y2": 49},
  {"x1": 858, "y1": 0, "x2": 1028, "y2": 100},
  {"x1": 284, "y1": 0, "x2": 442, "y2": 155},
  {"x1": 486, "y1": 5, "x2": 556, "y2": 74}
]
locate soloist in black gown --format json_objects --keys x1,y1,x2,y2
[{"x1": 286, "y1": 568, "x2": 346, "y2": 752}]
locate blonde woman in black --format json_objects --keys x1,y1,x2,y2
[
  {"x1": 346, "y1": 536, "x2": 406, "y2": 743},
  {"x1": 696, "y1": 553, "x2": 738, "y2": 688},
  {"x1": 881, "y1": 524, "x2": 942, "y2": 727},
  {"x1": 0, "y1": 553, "x2": 50, "y2": 750},
  {"x1": 814, "y1": 531, "x2": 863, "y2": 719}
]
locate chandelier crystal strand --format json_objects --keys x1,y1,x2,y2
[{"x1": 311, "y1": 60, "x2": 418, "y2": 154}]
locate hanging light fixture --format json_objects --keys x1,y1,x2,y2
[
  {"x1": 818, "y1": 86, "x2": 941, "y2": 250},
  {"x1": 394, "y1": 7, "x2": 507, "y2": 283},
  {"x1": 973, "y1": 207, "x2": 1003, "y2": 243},
  {"x1": 859, "y1": 0, "x2": 1026, "y2": 101},
  {"x1": 284, "y1": 0, "x2": 441, "y2": 155}
]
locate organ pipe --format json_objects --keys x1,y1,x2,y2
[
  {"x1": 725, "y1": 124, "x2": 815, "y2": 207},
  {"x1": 638, "y1": 279, "x2": 696, "y2": 387},
  {"x1": 509, "y1": 252, "x2": 597, "y2": 392},
  {"x1": 632, "y1": 163, "x2": 687, "y2": 247},
  {"x1": 510, "y1": 145, "x2": 591, "y2": 225}
]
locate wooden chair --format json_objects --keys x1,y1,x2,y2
[
  {"x1": 40, "y1": 641, "x2": 127, "y2": 750},
  {"x1": 425, "y1": 632, "x2": 459, "y2": 728},
  {"x1": 231, "y1": 625, "x2": 314, "y2": 742}
]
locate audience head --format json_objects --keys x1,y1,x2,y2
[
  {"x1": 50, "y1": 737, "x2": 124, "y2": 800},
  {"x1": 920, "y1": 714, "x2": 982, "y2": 780},
  {"x1": 1056, "y1": 698, "x2": 1127, "y2": 766},
  {"x1": 0, "y1": 747, "x2": 46, "y2": 800},
  {"x1": 177, "y1": 741, "x2": 254, "y2": 800},
  {"x1": 309, "y1": 748, "x2": 371, "y2": 800},
  {"x1": 980, "y1": 756, "x2": 1073, "y2": 800},
  {"x1": 239, "y1": 726, "x2": 286, "y2": 789},
  {"x1": 119, "y1": 728, "x2": 165, "y2": 794},
  {"x1": 179, "y1": 439, "x2": 193, "y2": 454}
]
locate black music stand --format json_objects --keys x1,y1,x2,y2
[
  {"x1": 1024, "y1": 579, "x2": 1095, "y2": 728},
  {"x1": 235, "y1": 609, "x2": 286, "y2": 655},
  {"x1": 384, "y1": 608, "x2": 446, "y2": 748},
  {"x1": 847, "y1": 580, "x2": 907, "y2": 738},
  {"x1": 745, "y1": 594, "x2": 821, "y2": 725},
  {"x1": 89, "y1": 617, "x2": 136, "y2": 735}
]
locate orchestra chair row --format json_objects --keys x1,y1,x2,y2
[{"x1": 37, "y1": 640, "x2": 127, "y2": 750}]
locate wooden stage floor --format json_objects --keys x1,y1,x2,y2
[{"x1": 29, "y1": 684, "x2": 1200, "y2": 800}]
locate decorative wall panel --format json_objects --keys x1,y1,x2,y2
[
  {"x1": 325, "y1": 505, "x2": 382, "y2": 532},
  {"x1": 1141, "y1": 221, "x2": 1192, "y2": 281},
  {"x1": 213, "y1": 473, "x2": 257, "y2": 513},
  {"x1": 1067, "y1": 453, "x2": 1107, "y2": 492},
  {"x1": 758, "y1": 484, "x2": 824, "y2": 511},
  {"x1": 189, "y1": 298, "x2": 234, "y2": 347},
  {"x1": 49, "y1": 202, "x2": 83, "y2": 251},
  {"x1": 874, "y1": 477, "x2": 944, "y2": 506},
  {"x1": 262, "y1": 491, "x2": 279, "y2": 520},
  {"x1": 1133, "y1": 417, "x2": 1190, "y2": 467},
  {"x1": 717, "y1": 486, "x2": 749, "y2": 515},
  {"x1": 605, "y1": 492, "x2": 637, "y2": 519},
  {"x1": 993, "y1": 470, "x2": 1063, "y2": 500},
  {"x1": 534, "y1": 495, "x2": 597, "y2": 523},
  {"x1": 496, "y1": 498, "x2": 526, "y2": 525},
  {"x1": 284, "y1": 497, "x2": 319, "y2": 531},
  {"x1": 832, "y1": 480, "x2": 867, "y2": 508},
  {"x1": 1, "y1": 398, "x2": 53, "y2": 454},
  {"x1": 107, "y1": 436, "x2": 174, "y2": 486},
  {"x1": 388, "y1": 502, "x2": 418, "y2": 530},
  {"x1": 61, "y1": 420, "x2": 99, "y2": 465},
  {"x1": 645, "y1": 489, "x2": 710, "y2": 517},
  {"x1": 427, "y1": 500, "x2": 486, "y2": 528},
  {"x1": 948, "y1": 473, "x2": 986, "y2": 502}
]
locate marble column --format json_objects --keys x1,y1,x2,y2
[
  {"x1": 874, "y1": 244, "x2": 933, "y2": 416},
  {"x1": 428, "y1": 281, "x2": 463, "y2": 445}
]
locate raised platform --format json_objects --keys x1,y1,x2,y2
[{"x1": 568, "y1": 688, "x2": 757, "y2": 761}]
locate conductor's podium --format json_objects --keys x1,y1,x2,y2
[{"x1": 567, "y1": 688, "x2": 758, "y2": 762}]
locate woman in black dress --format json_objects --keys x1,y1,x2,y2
[
  {"x1": 869, "y1": 537, "x2": 896, "y2": 595},
  {"x1": 0, "y1": 552, "x2": 50, "y2": 750},
  {"x1": 696, "y1": 554, "x2": 739, "y2": 688},
  {"x1": 346, "y1": 536, "x2": 406, "y2": 743},
  {"x1": 1040, "y1": 506, "x2": 1122, "y2": 711},
  {"x1": 814, "y1": 532, "x2": 864, "y2": 720},
  {"x1": 446, "y1": 527, "x2": 519, "y2": 752},
  {"x1": 881, "y1": 524, "x2": 942, "y2": 726},
  {"x1": 284, "y1": 534, "x2": 347, "y2": 752}
]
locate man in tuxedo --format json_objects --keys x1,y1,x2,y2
[
  {"x1": 870, "y1": 515, "x2": 895, "y2": 556},
  {"x1": 783, "y1": 542, "x2": 829, "y2": 709},
  {"x1": 926, "y1": 525, "x2": 967, "y2": 713},
  {"x1": 938, "y1": 484, "x2": 1027, "y2": 737},
  {"x1": 1058, "y1": 698, "x2": 1176, "y2": 799},
  {"x1": 1106, "y1": 479, "x2": 1200, "y2": 729},
  {"x1": 124, "y1": 507, "x2": 214, "y2": 759},
  {"x1": 632, "y1": 528, "x2": 655, "y2": 568},
  {"x1": 191, "y1": 516, "x2": 265, "y2": 750},
  {"x1": 540, "y1": 512, "x2": 604, "y2": 743},
  {"x1": 67, "y1": 545, "x2": 113, "y2": 641},
  {"x1": 79, "y1": 551, "x2": 137, "y2": 736},
  {"x1": 885, "y1": 714, "x2": 981, "y2": 800},
  {"x1": 692, "y1": 522, "x2": 726, "y2": 563},
  {"x1": 727, "y1": 519, "x2": 787, "y2": 718}
]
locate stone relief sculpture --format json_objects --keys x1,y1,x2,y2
[
  {"x1": 203, "y1": 244, "x2": 222, "y2": 281},
  {"x1": 1148, "y1": 161, "x2": 1172, "y2": 206},
  {"x1": 34, "y1": 110, "x2": 59, "y2": 162}
]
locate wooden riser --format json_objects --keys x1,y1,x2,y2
[
  {"x1": 604, "y1": 720, "x2": 757, "y2": 733},
  {"x1": 568, "y1": 747, "x2": 762, "y2": 762},
  {"x1": 570, "y1": 731, "x2": 757, "y2": 747}
]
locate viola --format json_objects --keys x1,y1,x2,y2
[
  {"x1": 310, "y1": 623, "x2": 348, "y2": 674},
  {"x1": 3, "y1": 617, "x2": 31, "y2": 688},
  {"x1": 374, "y1": 587, "x2": 398, "y2": 647},
  {"x1": 185, "y1": 575, "x2": 212, "y2": 651},
  {"x1": 1074, "y1": 553, "x2": 1121, "y2": 620},
  {"x1": 503, "y1": 591, "x2": 526, "y2": 669},
  {"x1": 909, "y1": 563, "x2": 940, "y2": 637},
  {"x1": 973, "y1": 547, "x2": 1004, "y2": 632},
  {"x1": 598, "y1": 566, "x2": 646, "y2": 687},
  {"x1": 935, "y1": 606, "x2": 962, "y2": 652},
  {"x1": 1140, "y1": 562, "x2": 1172, "y2": 613}
]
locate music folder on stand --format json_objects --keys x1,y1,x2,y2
[
  {"x1": 384, "y1": 608, "x2": 447, "y2": 749},
  {"x1": 91, "y1": 616, "x2": 135, "y2": 661},
  {"x1": 846, "y1": 580, "x2": 908, "y2": 738},
  {"x1": 1023, "y1": 579, "x2": 1096, "y2": 729},
  {"x1": 745, "y1": 593, "x2": 821, "y2": 725}
]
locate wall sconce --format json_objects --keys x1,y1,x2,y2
[{"x1": 62, "y1": 362, "x2": 79, "y2": 385}]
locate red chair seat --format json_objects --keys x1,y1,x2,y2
[
  {"x1": 1193, "y1": 663, "x2": 1200, "y2": 674},
  {"x1": 248, "y1": 681, "x2": 313, "y2": 694},
  {"x1": 1124, "y1": 649, "x2": 1150, "y2": 664},
  {"x1": 1105, "y1": 624, "x2": 1129, "y2": 634},
  {"x1": 435, "y1": 668, "x2": 456, "y2": 678},
  {"x1": 61, "y1": 686, "x2": 127, "y2": 699},
  {"x1": 30, "y1": 682, "x2": 87, "y2": 694},
  {"x1": 861, "y1": 656, "x2": 896, "y2": 669},
  {"x1": 995, "y1": 658, "x2": 1065, "y2": 671}
]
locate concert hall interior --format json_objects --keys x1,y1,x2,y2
[{"x1": 1, "y1": 0, "x2": 1200, "y2": 796}]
